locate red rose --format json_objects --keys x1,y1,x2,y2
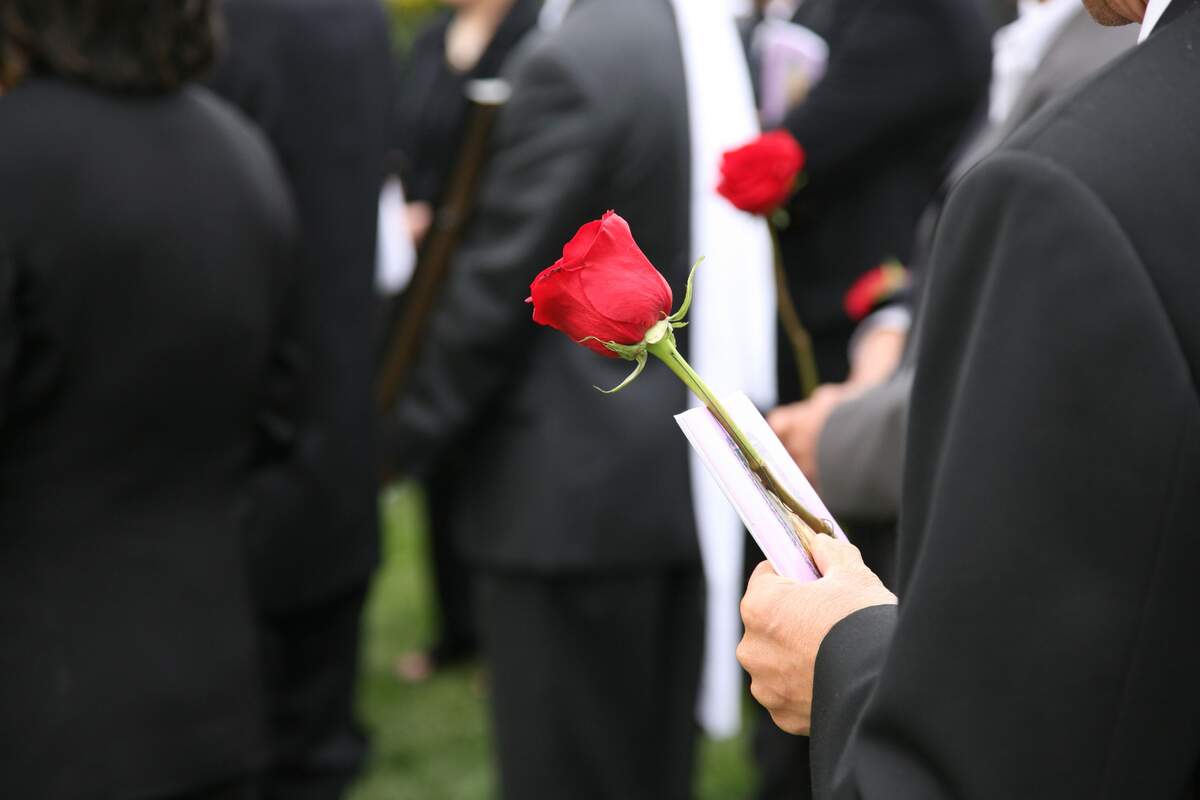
[
  {"x1": 717, "y1": 130, "x2": 806, "y2": 216},
  {"x1": 527, "y1": 211, "x2": 673, "y2": 357},
  {"x1": 843, "y1": 261, "x2": 911, "y2": 322}
]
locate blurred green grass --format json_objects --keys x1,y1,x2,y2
[{"x1": 348, "y1": 485, "x2": 757, "y2": 799}]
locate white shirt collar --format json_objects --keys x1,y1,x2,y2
[
  {"x1": 539, "y1": 0, "x2": 573, "y2": 31},
  {"x1": 1139, "y1": 0, "x2": 1173, "y2": 42},
  {"x1": 987, "y1": 0, "x2": 1081, "y2": 125}
]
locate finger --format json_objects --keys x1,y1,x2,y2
[
  {"x1": 749, "y1": 560, "x2": 777, "y2": 582},
  {"x1": 740, "y1": 565, "x2": 776, "y2": 629},
  {"x1": 769, "y1": 709, "x2": 810, "y2": 737},
  {"x1": 810, "y1": 532, "x2": 862, "y2": 576},
  {"x1": 735, "y1": 633, "x2": 764, "y2": 670},
  {"x1": 749, "y1": 679, "x2": 783, "y2": 713}
]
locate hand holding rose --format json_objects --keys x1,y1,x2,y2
[{"x1": 737, "y1": 536, "x2": 896, "y2": 735}]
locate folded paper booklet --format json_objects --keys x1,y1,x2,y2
[
  {"x1": 756, "y1": 19, "x2": 829, "y2": 129},
  {"x1": 676, "y1": 392, "x2": 849, "y2": 582}
]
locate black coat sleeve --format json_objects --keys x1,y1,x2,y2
[
  {"x1": 782, "y1": 0, "x2": 989, "y2": 187},
  {"x1": 809, "y1": 150, "x2": 1200, "y2": 798},
  {"x1": 384, "y1": 43, "x2": 607, "y2": 477},
  {"x1": 0, "y1": 246, "x2": 13, "y2": 429}
]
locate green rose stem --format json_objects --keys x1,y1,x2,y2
[
  {"x1": 642, "y1": 321, "x2": 832, "y2": 540},
  {"x1": 576, "y1": 256, "x2": 833, "y2": 547},
  {"x1": 767, "y1": 223, "x2": 820, "y2": 399}
]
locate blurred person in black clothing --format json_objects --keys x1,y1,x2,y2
[
  {"x1": 382, "y1": 0, "x2": 706, "y2": 795},
  {"x1": 395, "y1": 0, "x2": 541, "y2": 247},
  {"x1": 389, "y1": 0, "x2": 541, "y2": 682},
  {"x1": 0, "y1": 1, "x2": 295, "y2": 797},
  {"x1": 751, "y1": 0, "x2": 993, "y2": 797},
  {"x1": 775, "y1": 0, "x2": 992, "y2": 392},
  {"x1": 209, "y1": 2, "x2": 393, "y2": 798}
]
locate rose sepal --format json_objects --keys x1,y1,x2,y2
[
  {"x1": 579, "y1": 320, "x2": 670, "y2": 394},
  {"x1": 594, "y1": 349, "x2": 648, "y2": 394},
  {"x1": 666, "y1": 258, "x2": 703, "y2": 326}
]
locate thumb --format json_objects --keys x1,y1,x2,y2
[{"x1": 810, "y1": 532, "x2": 859, "y2": 577}]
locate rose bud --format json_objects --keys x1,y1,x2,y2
[
  {"x1": 527, "y1": 210, "x2": 673, "y2": 358},
  {"x1": 717, "y1": 130, "x2": 806, "y2": 217},
  {"x1": 843, "y1": 260, "x2": 911, "y2": 323}
]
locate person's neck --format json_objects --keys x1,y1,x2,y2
[{"x1": 446, "y1": 0, "x2": 517, "y2": 73}]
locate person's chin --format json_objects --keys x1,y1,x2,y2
[{"x1": 1082, "y1": 0, "x2": 1146, "y2": 26}]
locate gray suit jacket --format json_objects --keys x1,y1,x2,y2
[{"x1": 816, "y1": 10, "x2": 1135, "y2": 521}]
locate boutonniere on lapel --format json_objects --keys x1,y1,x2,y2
[
  {"x1": 717, "y1": 130, "x2": 820, "y2": 399},
  {"x1": 844, "y1": 260, "x2": 911, "y2": 323},
  {"x1": 527, "y1": 210, "x2": 833, "y2": 547}
]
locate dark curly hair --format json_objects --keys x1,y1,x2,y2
[{"x1": 0, "y1": 0, "x2": 219, "y2": 92}]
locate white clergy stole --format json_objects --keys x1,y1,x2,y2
[{"x1": 670, "y1": 0, "x2": 778, "y2": 739}]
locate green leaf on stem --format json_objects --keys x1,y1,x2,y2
[{"x1": 595, "y1": 351, "x2": 648, "y2": 394}]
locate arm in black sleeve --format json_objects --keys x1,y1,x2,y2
[
  {"x1": 782, "y1": 0, "x2": 990, "y2": 186},
  {"x1": 810, "y1": 150, "x2": 1200, "y2": 798},
  {"x1": 384, "y1": 43, "x2": 606, "y2": 477},
  {"x1": 0, "y1": 245, "x2": 14, "y2": 429}
]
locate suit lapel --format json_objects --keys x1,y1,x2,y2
[{"x1": 1152, "y1": 0, "x2": 1198, "y2": 33}]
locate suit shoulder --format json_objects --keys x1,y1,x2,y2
[
  {"x1": 189, "y1": 87, "x2": 295, "y2": 224},
  {"x1": 543, "y1": 0, "x2": 678, "y2": 70},
  {"x1": 0, "y1": 79, "x2": 86, "y2": 163},
  {"x1": 520, "y1": 0, "x2": 682, "y2": 104},
  {"x1": 999, "y1": 10, "x2": 1200, "y2": 201},
  {"x1": 223, "y1": 0, "x2": 390, "y2": 59},
  {"x1": 185, "y1": 87, "x2": 284, "y2": 178}
]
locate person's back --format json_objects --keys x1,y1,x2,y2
[
  {"x1": 208, "y1": 1, "x2": 393, "y2": 795},
  {"x1": 0, "y1": 68, "x2": 293, "y2": 800},
  {"x1": 211, "y1": 0, "x2": 390, "y2": 612}
]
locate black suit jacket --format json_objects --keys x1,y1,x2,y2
[
  {"x1": 811, "y1": 3, "x2": 1200, "y2": 797},
  {"x1": 210, "y1": 0, "x2": 394, "y2": 612},
  {"x1": 0, "y1": 78, "x2": 294, "y2": 798},
  {"x1": 385, "y1": 0, "x2": 698, "y2": 570},
  {"x1": 777, "y1": 0, "x2": 991, "y2": 390}
]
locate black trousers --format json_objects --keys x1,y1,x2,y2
[
  {"x1": 425, "y1": 467, "x2": 478, "y2": 662},
  {"x1": 477, "y1": 565, "x2": 705, "y2": 800},
  {"x1": 257, "y1": 582, "x2": 370, "y2": 800},
  {"x1": 151, "y1": 776, "x2": 258, "y2": 800}
]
